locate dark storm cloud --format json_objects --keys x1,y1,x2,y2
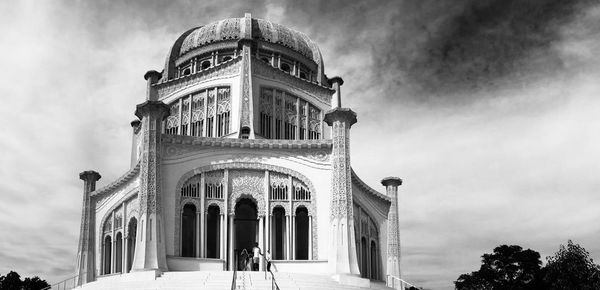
[{"x1": 376, "y1": 0, "x2": 597, "y2": 97}]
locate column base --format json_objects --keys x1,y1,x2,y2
[{"x1": 331, "y1": 274, "x2": 370, "y2": 288}]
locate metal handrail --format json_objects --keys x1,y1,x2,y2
[
  {"x1": 269, "y1": 270, "x2": 280, "y2": 290},
  {"x1": 387, "y1": 274, "x2": 420, "y2": 290},
  {"x1": 41, "y1": 272, "x2": 86, "y2": 290},
  {"x1": 231, "y1": 250, "x2": 238, "y2": 290}
]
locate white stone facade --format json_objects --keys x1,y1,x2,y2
[{"x1": 75, "y1": 13, "x2": 402, "y2": 287}]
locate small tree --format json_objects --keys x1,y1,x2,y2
[
  {"x1": 22, "y1": 276, "x2": 50, "y2": 290},
  {"x1": 0, "y1": 271, "x2": 23, "y2": 290},
  {"x1": 0, "y1": 271, "x2": 49, "y2": 290},
  {"x1": 455, "y1": 245, "x2": 543, "y2": 290},
  {"x1": 543, "y1": 240, "x2": 600, "y2": 290}
]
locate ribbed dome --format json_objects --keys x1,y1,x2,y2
[{"x1": 177, "y1": 17, "x2": 322, "y2": 65}]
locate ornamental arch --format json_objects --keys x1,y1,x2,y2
[{"x1": 173, "y1": 162, "x2": 318, "y2": 260}]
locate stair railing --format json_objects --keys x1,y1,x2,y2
[
  {"x1": 269, "y1": 269, "x2": 280, "y2": 290},
  {"x1": 387, "y1": 274, "x2": 420, "y2": 290},
  {"x1": 41, "y1": 272, "x2": 86, "y2": 290},
  {"x1": 231, "y1": 249, "x2": 238, "y2": 290}
]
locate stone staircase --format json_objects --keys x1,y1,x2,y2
[{"x1": 76, "y1": 271, "x2": 394, "y2": 290}]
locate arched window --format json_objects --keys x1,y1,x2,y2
[
  {"x1": 280, "y1": 63, "x2": 291, "y2": 73},
  {"x1": 223, "y1": 56, "x2": 232, "y2": 62},
  {"x1": 361, "y1": 237, "x2": 368, "y2": 278},
  {"x1": 127, "y1": 218, "x2": 137, "y2": 272},
  {"x1": 295, "y1": 207, "x2": 309, "y2": 260},
  {"x1": 201, "y1": 60, "x2": 211, "y2": 70},
  {"x1": 272, "y1": 207, "x2": 286, "y2": 260},
  {"x1": 370, "y1": 241, "x2": 378, "y2": 280},
  {"x1": 183, "y1": 68, "x2": 191, "y2": 76},
  {"x1": 103, "y1": 236, "x2": 112, "y2": 275},
  {"x1": 115, "y1": 233, "x2": 123, "y2": 273},
  {"x1": 206, "y1": 205, "x2": 220, "y2": 258},
  {"x1": 181, "y1": 204, "x2": 196, "y2": 257}
]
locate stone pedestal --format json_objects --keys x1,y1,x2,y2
[
  {"x1": 76, "y1": 170, "x2": 101, "y2": 286},
  {"x1": 382, "y1": 177, "x2": 403, "y2": 279},
  {"x1": 131, "y1": 71, "x2": 170, "y2": 273},
  {"x1": 324, "y1": 106, "x2": 361, "y2": 277}
]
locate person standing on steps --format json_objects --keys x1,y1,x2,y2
[{"x1": 252, "y1": 242, "x2": 262, "y2": 271}]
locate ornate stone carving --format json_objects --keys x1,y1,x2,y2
[
  {"x1": 252, "y1": 58, "x2": 332, "y2": 106},
  {"x1": 240, "y1": 46, "x2": 251, "y2": 127},
  {"x1": 156, "y1": 58, "x2": 241, "y2": 98},
  {"x1": 229, "y1": 170, "x2": 265, "y2": 216},
  {"x1": 174, "y1": 162, "x2": 318, "y2": 256},
  {"x1": 220, "y1": 18, "x2": 241, "y2": 40}
]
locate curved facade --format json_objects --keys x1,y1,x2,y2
[{"x1": 75, "y1": 13, "x2": 403, "y2": 288}]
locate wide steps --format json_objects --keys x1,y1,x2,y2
[{"x1": 78, "y1": 271, "x2": 393, "y2": 290}]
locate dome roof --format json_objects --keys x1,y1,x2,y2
[
  {"x1": 161, "y1": 15, "x2": 326, "y2": 84},
  {"x1": 177, "y1": 17, "x2": 321, "y2": 64}
]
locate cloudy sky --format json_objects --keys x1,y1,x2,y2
[{"x1": 1, "y1": 0, "x2": 599, "y2": 289}]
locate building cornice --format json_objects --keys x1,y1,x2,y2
[
  {"x1": 162, "y1": 134, "x2": 333, "y2": 149},
  {"x1": 351, "y1": 168, "x2": 391, "y2": 204},
  {"x1": 91, "y1": 162, "x2": 140, "y2": 198}
]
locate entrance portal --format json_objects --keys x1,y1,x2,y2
[{"x1": 234, "y1": 198, "x2": 258, "y2": 270}]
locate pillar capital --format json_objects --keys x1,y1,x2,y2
[
  {"x1": 134, "y1": 100, "x2": 170, "y2": 120},
  {"x1": 143, "y1": 70, "x2": 161, "y2": 82},
  {"x1": 381, "y1": 177, "x2": 402, "y2": 187},
  {"x1": 79, "y1": 170, "x2": 101, "y2": 183},
  {"x1": 324, "y1": 107, "x2": 357, "y2": 127},
  {"x1": 328, "y1": 76, "x2": 344, "y2": 87},
  {"x1": 143, "y1": 70, "x2": 161, "y2": 101}
]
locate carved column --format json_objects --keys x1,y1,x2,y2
[
  {"x1": 200, "y1": 174, "x2": 206, "y2": 258},
  {"x1": 131, "y1": 70, "x2": 170, "y2": 273},
  {"x1": 324, "y1": 76, "x2": 361, "y2": 277},
  {"x1": 382, "y1": 177, "x2": 403, "y2": 279},
  {"x1": 76, "y1": 170, "x2": 101, "y2": 285}
]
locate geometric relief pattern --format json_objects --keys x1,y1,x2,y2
[{"x1": 229, "y1": 170, "x2": 265, "y2": 216}]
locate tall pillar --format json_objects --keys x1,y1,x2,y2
[
  {"x1": 195, "y1": 211, "x2": 200, "y2": 258},
  {"x1": 308, "y1": 215, "x2": 313, "y2": 260},
  {"x1": 228, "y1": 215, "x2": 234, "y2": 270},
  {"x1": 291, "y1": 215, "x2": 296, "y2": 260},
  {"x1": 285, "y1": 215, "x2": 290, "y2": 260},
  {"x1": 324, "y1": 76, "x2": 361, "y2": 278},
  {"x1": 200, "y1": 174, "x2": 206, "y2": 257},
  {"x1": 264, "y1": 171, "x2": 270, "y2": 254},
  {"x1": 131, "y1": 70, "x2": 170, "y2": 273},
  {"x1": 76, "y1": 170, "x2": 101, "y2": 285},
  {"x1": 258, "y1": 216, "x2": 264, "y2": 271},
  {"x1": 382, "y1": 177, "x2": 403, "y2": 279},
  {"x1": 220, "y1": 214, "x2": 225, "y2": 259}
]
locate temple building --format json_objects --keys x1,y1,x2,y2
[{"x1": 75, "y1": 13, "x2": 405, "y2": 289}]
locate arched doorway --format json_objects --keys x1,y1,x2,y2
[
  {"x1": 295, "y1": 207, "x2": 309, "y2": 260},
  {"x1": 181, "y1": 204, "x2": 196, "y2": 257},
  {"x1": 235, "y1": 198, "x2": 257, "y2": 270},
  {"x1": 115, "y1": 233, "x2": 123, "y2": 273},
  {"x1": 361, "y1": 237, "x2": 368, "y2": 278},
  {"x1": 370, "y1": 241, "x2": 378, "y2": 280},
  {"x1": 103, "y1": 236, "x2": 112, "y2": 274},
  {"x1": 126, "y1": 218, "x2": 137, "y2": 272},
  {"x1": 272, "y1": 207, "x2": 286, "y2": 260},
  {"x1": 206, "y1": 205, "x2": 220, "y2": 258}
]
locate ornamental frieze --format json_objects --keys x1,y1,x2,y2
[{"x1": 155, "y1": 58, "x2": 241, "y2": 99}]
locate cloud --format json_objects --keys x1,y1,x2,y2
[{"x1": 0, "y1": 1, "x2": 599, "y2": 290}]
